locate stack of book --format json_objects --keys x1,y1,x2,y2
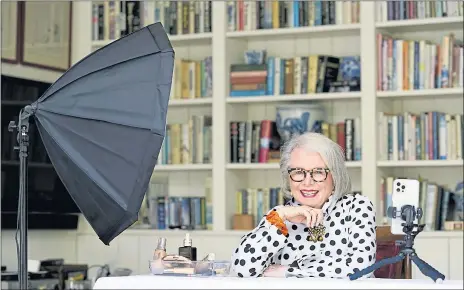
[{"x1": 229, "y1": 64, "x2": 267, "y2": 97}]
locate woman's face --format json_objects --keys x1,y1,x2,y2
[{"x1": 288, "y1": 147, "x2": 334, "y2": 209}]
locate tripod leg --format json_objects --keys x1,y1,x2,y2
[
  {"x1": 349, "y1": 254, "x2": 404, "y2": 280},
  {"x1": 410, "y1": 254, "x2": 445, "y2": 282}
]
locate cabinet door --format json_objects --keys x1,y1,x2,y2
[
  {"x1": 413, "y1": 238, "x2": 449, "y2": 279},
  {"x1": 449, "y1": 238, "x2": 464, "y2": 280}
]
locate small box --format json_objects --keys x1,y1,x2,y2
[
  {"x1": 149, "y1": 259, "x2": 231, "y2": 277},
  {"x1": 232, "y1": 214, "x2": 254, "y2": 230}
]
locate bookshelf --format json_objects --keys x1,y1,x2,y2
[{"x1": 70, "y1": 1, "x2": 464, "y2": 236}]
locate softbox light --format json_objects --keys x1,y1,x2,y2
[{"x1": 8, "y1": 22, "x2": 174, "y2": 289}]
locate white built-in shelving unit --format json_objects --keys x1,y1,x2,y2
[{"x1": 69, "y1": 1, "x2": 464, "y2": 236}]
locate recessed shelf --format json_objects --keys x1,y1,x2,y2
[
  {"x1": 169, "y1": 98, "x2": 212, "y2": 106},
  {"x1": 226, "y1": 24, "x2": 361, "y2": 39},
  {"x1": 377, "y1": 160, "x2": 463, "y2": 168},
  {"x1": 376, "y1": 16, "x2": 464, "y2": 32},
  {"x1": 226, "y1": 161, "x2": 362, "y2": 170},
  {"x1": 153, "y1": 164, "x2": 213, "y2": 171},
  {"x1": 1, "y1": 160, "x2": 54, "y2": 169},
  {"x1": 1, "y1": 100, "x2": 34, "y2": 106},
  {"x1": 377, "y1": 88, "x2": 464, "y2": 99},
  {"x1": 226, "y1": 92, "x2": 361, "y2": 104}
]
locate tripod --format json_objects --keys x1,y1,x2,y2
[
  {"x1": 349, "y1": 206, "x2": 445, "y2": 283},
  {"x1": 8, "y1": 106, "x2": 34, "y2": 290}
]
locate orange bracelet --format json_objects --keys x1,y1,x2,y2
[{"x1": 266, "y1": 210, "x2": 289, "y2": 236}]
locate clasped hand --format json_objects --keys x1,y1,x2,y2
[{"x1": 276, "y1": 205, "x2": 324, "y2": 228}]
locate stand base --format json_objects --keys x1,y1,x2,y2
[{"x1": 349, "y1": 247, "x2": 445, "y2": 282}]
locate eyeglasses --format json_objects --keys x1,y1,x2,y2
[{"x1": 287, "y1": 167, "x2": 330, "y2": 183}]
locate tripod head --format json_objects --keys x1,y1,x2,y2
[
  {"x1": 8, "y1": 105, "x2": 34, "y2": 146},
  {"x1": 387, "y1": 204, "x2": 426, "y2": 249}
]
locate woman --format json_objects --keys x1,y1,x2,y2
[{"x1": 230, "y1": 132, "x2": 377, "y2": 279}]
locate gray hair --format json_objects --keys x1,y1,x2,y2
[{"x1": 279, "y1": 132, "x2": 352, "y2": 203}]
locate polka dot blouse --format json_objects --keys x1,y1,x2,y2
[{"x1": 230, "y1": 193, "x2": 377, "y2": 279}]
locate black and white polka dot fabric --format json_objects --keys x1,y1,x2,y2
[{"x1": 230, "y1": 193, "x2": 377, "y2": 279}]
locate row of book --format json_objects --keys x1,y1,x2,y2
[
  {"x1": 377, "y1": 33, "x2": 463, "y2": 92},
  {"x1": 230, "y1": 55, "x2": 360, "y2": 97},
  {"x1": 137, "y1": 177, "x2": 213, "y2": 230},
  {"x1": 378, "y1": 112, "x2": 463, "y2": 161},
  {"x1": 230, "y1": 120, "x2": 280, "y2": 164},
  {"x1": 138, "y1": 195, "x2": 212, "y2": 230},
  {"x1": 376, "y1": 1, "x2": 464, "y2": 22},
  {"x1": 318, "y1": 118, "x2": 362, "y2": 162},
  {"x1": 157, "y1": 115, "x2": 212, "y2": 165},
  {"x1": 154, "y1": 1, "x2": 213, "y2": 35},
  {"x1": 229, "y1": 117, "x2": 361, "y2": 164},
  {"x1": 91, "y1": 1, "x2": 142, "y2": 42},
  {"x1": 235, "y1": 187, "x2": 287, "y2": 226},
  {"x1": 380, "y1": 176, "x2": 462, "y2": 231},
  {"x1": 171, "y1": 56, "x2": 213, "y2": 100},
  {"x1": 227, "y1": 1, "x2": 360, "y2": 32},
  {"x1": 91, "y1": 1, "x2": 212, "y2": 42}
]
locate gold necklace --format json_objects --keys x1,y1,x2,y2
[{"x1": 306, "y1": 224, "x2": 326, "y2": 242}]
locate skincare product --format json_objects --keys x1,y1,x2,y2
[
  {"x1": 153, "y1": 237, "x2": 167, "y2": 260},
  {"x1": 178, "y1": 233, "x2": 197, "y2": 261}
]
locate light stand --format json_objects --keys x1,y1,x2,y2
[
  {"x1": 8, "y1": 105, "x2": 34, "y2": 290},
  {"x1": 348, "y1": 205, "x2": 446, "y2": 282}
]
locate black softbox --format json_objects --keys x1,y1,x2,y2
[{"x1": 11, "y1": 22, "x2": 174, "y2": 250}]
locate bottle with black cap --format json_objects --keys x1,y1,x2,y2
[{"x1": 178, "y1": 233, "x2": 197, "y2": 261}]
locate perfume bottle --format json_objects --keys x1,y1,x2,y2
[
  {"x1": 178, "y1": 233, "x2": 197, "y2": 261},
  {"x1": 153, "y1": 237, "x2": 167, "y2": 260}
]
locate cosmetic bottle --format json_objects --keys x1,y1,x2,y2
[
  {"x1": 178, "y1": 233, "x2": 197, "y2": 261},
  {"x1": 153, "y1": 237, "x2": 167, "y2": 260}
]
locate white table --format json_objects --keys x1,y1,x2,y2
[{"x1": 93, "y1": 275, "x2": 464, "y2": 289}]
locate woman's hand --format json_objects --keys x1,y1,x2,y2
[
  {"x1": 262, "y1": 264, "x2": 288, "y2": 277},
  {"x1": 276, "y1": 205, "x2": 323, "y2": 228}
]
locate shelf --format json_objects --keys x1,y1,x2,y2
[
  {"x1": 153, "y1": 164, "x2": 213, "y2": 171},
  {"x1": 1, "y1": 63, "x2": 60, "y2": 83},
  {"x1": 377, "y1": 88, "x2": 464, "y2": 99},
  {"x1": 168, "y1": 32, "x2": 213, "y2": 45},
  {"x1": 226, "y1": 23, "x2": 360, "y2": 40},
  {"x1": 91, "y1": 33, "x2": 212, "y2": 48},
  {"x1": 169, "y1": 98, "x2": 212, "y2": 106},
  {"x1": 227, "y1": 92, "x2": 361, "y2": 104},
  {"x1": 226, "y1": 161, "x2": 362, "y2": 170},
  {"x1": 1, "y1": 160, "x2": 54, "y2": 169},
  {"x1": 376, "y1": 16, "x2": 464, "y2": 32},
  {"x1": 1, "y1": 100, "x2": 34, "y2": 106},
  {"x1": 377, "y1": 160, "x2": 463, "y2": 168}
]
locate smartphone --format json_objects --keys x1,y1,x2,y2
[{"x1": 390, "y1": 178, "x2": 420, "y2": 235}]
